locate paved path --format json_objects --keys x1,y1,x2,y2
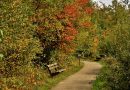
[{"x1": 51, "y1": 61, "x2": 102, "y2": 90}]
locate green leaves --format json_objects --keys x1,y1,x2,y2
[
  {"x1": 93, "y1": 1, "x2": 130, "y2": 90},
  {"x1": 0, "y1": 30, "x2": 3, "y2": 42},
  {"x1": 0, "y1": 54, "x2": 4, "y2": 61}
]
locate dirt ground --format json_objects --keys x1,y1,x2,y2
[{"x1": 51, "y1": 61, "x2": 102, "y2": 90}]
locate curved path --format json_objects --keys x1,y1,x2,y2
[{"x1": 51, "y1": 61, "x2": 102, "y2": 90}]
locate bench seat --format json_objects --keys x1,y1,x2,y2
[{"x1": 47, "y1": 63, "x2": 66, "y2": 76}]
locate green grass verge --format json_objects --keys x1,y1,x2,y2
[
  {"x1": 92, "y1": 61, "x2": 108, "y2": 90},
  {"x1": 35, "y1": 61, "x2": 84, "y2": 90}
]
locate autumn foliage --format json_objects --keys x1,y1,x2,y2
[
  {"x1": 0, "y1": 0, "x2": 94, "y2": 89},
  {"x1": 64, "y1": 4, "x2": 78, "y2": 18},
  {"x1": 33, "y1": 0, "x2": 93, "y2": 54},
  {"x1": 76, "y1": 0, "x2": 90, "y2": 5}
]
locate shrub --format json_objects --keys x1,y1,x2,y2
[{"x1": 0, "y1": 0, "x2": 42, "y2": 89}]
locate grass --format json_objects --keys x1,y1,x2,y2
[
  {"x1": 92, "y1": 60, "x2": 108, "y2": 90},
  {"x1": 92, "y1": 67, "x2": 107, "y2": 90},
  {"x1": 35, "y1": 60, "x2": 84, "y2": 90}
]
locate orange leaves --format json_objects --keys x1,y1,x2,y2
[
  {"x1": 85, "y1": 7, "x2": 93, "y2": 15},
  {"x1": 59, "y1": 42, "x2": 76, "y2": 53},
  {"x1": 81, "y1": 22, "x2": 93, "y2": 28},
  {"x1": 36, "y1": 26, "x2": 45, "y2": 34},
  {"x1": 65, "y1": 27, "x2": 78, "y2": 36},
  {"x1": 56, "y1": 13, "x2": 65, "y2": 19},
  {"x1": 94, "y1": 36, "x2": 99, "y2": 46},
  {"x1": 33, "y1": 0, "x2": 94, "y2": 53},
  {"x1": 92, "y1": 36, "x2": 99, "y2": 53},
  {"x1": 64, "y1": 4, "x2": 78, "y2": 18},
  {"x1": 76, "y1": 0, "x2": 89, "y2": 5},
  {"x1": 62, "y1": 27, "x2": 78, "y2": 42},
  {"x1": 102, "y1": 30, "x2": 111, "y2": 39},
  {"x1": 64, "y1": 36, "x2": 75, "y2": 42},
  {"x1": 66, "y1": 21, "x2": 73, "y2": 27}
]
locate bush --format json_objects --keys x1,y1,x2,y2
[
  {"x1": 0, "y1": 0, "x2": 42, "y2": 89},
  {"x1": 93, "y1": 0, "x2": 130, "y2": 89}
]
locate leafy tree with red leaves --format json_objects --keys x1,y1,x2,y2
[{"x1": 32, "y1": 0, "x2": 94, "y2": 64}]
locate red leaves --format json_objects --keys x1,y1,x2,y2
[
  {"x1": 59, "y1": 0, "x2": 93, "y2": 51},
  {"x1": 76, "y1": 0, "x2": 89, "y2": 5},
  {"x1": 66, "y1": 27, "x2": 78, "y2": 36},
  {"x1": 64, "y1": 36, "x2": 75, "y2": 42},
  {"x1": 33, "y1": 0, "x2": 94, "y2": 53},
  {"x1": 85, "y1": 7, "x2": 93, "y2": 15},
  {"x1": 62, "y1": 27, "x2": 78, "y2": 42},
  {"x1": 56, "y1": 12, "x2": 65, "y2": 19},
  {"x1": 64, "y1": 4, "x2": 78, "y2": 18}
]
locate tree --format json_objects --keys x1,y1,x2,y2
[
  {"x1": 32, "y1": 0, "x2": 93, "y2": 64},
  {"x1": 94, "y1": 0, "x2": 130, "y2": 89},
  {"x1": 0, "y1": 0, "x2": 42, "y2": 89}
]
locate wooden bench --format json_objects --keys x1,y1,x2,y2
[{"x1": 47, "y1": 63, "x2": 66, "y2": 76}]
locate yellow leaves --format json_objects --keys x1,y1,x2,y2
[
  {"x1": 7, "y1": 53, "x2": 18, "y2": 60},
  {"x1": 17, "y1": 39, "x2": 30, "y2": 50},
  {"x1": 55, "y1": 20, "x2": 64, "y2": 30},
  {"x1": 12, "y1": 0, "x2": 22, "y2": 8},
  {"x1": 91, "y1": 36, "x2": 99, "y2": 54},
  {"x1": 3, "y1": 86, "x2": 10, "y2": 90},
  {"x1": 9, "y1": 17, "x2": 16, "y2": 23},
  {"x1": 93, "y1": 37, "x2": 99, "y2": 52},
  {"x1": 0, "y1": 1, "x2": 43, "y2": 89},
  {"x1": 78, "y1": 15, "x2": 91, "y2": 25},
  {"x1": 44, "y1": 20, "x2": 50, "y2": 27},
  {"x1": 107, "y1": 15, "x2": 112, "y2": 21},
  {"x1": 101, "y1": 29, "x2": 111, "y2": 40},
  {"x1": 76, "y1": 31, "x2": 89, "y2": 45},
  {"x1": 44, "y1": 16, "x2": 64, "y2": 31}
]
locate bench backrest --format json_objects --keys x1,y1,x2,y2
[
  {"x1": 47, "y1": 63, "x2": 57, "y2": 67},
  {"x1": 47, "y1": 63, "x2": 59, "y2": 74}
]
